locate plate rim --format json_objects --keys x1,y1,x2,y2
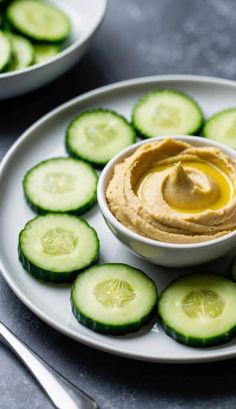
[{"x1": 1, "y1": 74, "x2": 236, "y2": 363}]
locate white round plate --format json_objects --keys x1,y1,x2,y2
[
  {"x1": 0, "y1": 0, "x2": 107, "y2": 99},
  {"x1": 1, "y1": 75, "x2": 236, "y2": 363}
]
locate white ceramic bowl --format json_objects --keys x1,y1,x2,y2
[
  {"x1": 0, "y1": 0, "x2": 107, "y2": 99},
  {"x1": 98, "y1": 135, "x2": 236, "y2": 267}
]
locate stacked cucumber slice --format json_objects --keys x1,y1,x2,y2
[
  {"x1": 7, "y1": 33, "x2": 34, "y2": 71},
  {"x1": 34, "y1": 44, "x2": 61, "y2": 64},
  {"x1": 7, "y1": 0, "x2": 70, "y2": 43},
  {"x1": 0, "y1": 0, "x2": 71, "y2": 73}
]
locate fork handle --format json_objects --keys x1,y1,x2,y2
[{"x1": 0, "y1": 321, "x2": 98, "y2": 409}]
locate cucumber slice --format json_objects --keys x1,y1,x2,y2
[
  {"x1": 7, "y1": 33, "x2": 34, "y2": 71},
  {"x1": 7, "y1": 0, "x2": 71, "y2": 43},
  {"x1": 71, "y1": 263, "x2": 158, "y2": 334},
  {"x1": 18, "y1": 214, "x2": 99, "y2": 283},
  {"x1": 203, "y1": 108, "x2": 236, "y2": 149},
  {"x1": 158, "y1": 273, "x2": 236, "y2": 347},
  {"x1": 34, "y1": 43, "x2": 60, "y2": 64},
  {"x1": 0, "y1": 30, "x2": 11, "y2": 71},
  {"x1": 23, "y1": 158, "x2": 98, "y2": 215},
  {"x1": 132, "y1": 90, "x2": 204, "y2": 138},
  {"x1": 66, "y1": 109, "x2": 136, "y2": 168}
]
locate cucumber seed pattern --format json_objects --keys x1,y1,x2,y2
[
  {"x1": 94, "y1": 279, "x2": 136, "y2": 308},
  {"x1": 181, "y1": 289, "x2": 225, "y2": 319}
]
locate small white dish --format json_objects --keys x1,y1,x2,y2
[
  {"x1": 0, "y1": 0, "x2": 107, "y2": 99},
  {"x1": 1, "y1": 75, "x2": 236, "y2": 363},
  {"x1": 98, "y1": 135, "x2": 236, "y2": 268}
]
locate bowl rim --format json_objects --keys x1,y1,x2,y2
[
  {"x1": 97, "y1": 134, "x2": 236, "y2": 249},
  {"x1": 0, "y1": 0, "x2": 107, "y2": 78}
]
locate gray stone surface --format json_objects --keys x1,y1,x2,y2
[{"x1": 1, "y1": 0, "x2": 236, "y2": 408}]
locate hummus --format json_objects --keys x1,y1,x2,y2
[{"x1": 106, "y1": 138, "x2": 236, "y2": 244}]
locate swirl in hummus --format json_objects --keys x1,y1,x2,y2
[{"x1": 106, "y1": 138, "x2": 236, "y2": 244}]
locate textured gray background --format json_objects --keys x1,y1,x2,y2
[{"x1": 1, "y1": 0, "x2": 236, "y2": 408}]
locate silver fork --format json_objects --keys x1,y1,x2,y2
[{"x1": 0, "y1": 321, "x2": 98, "y2": 409}]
